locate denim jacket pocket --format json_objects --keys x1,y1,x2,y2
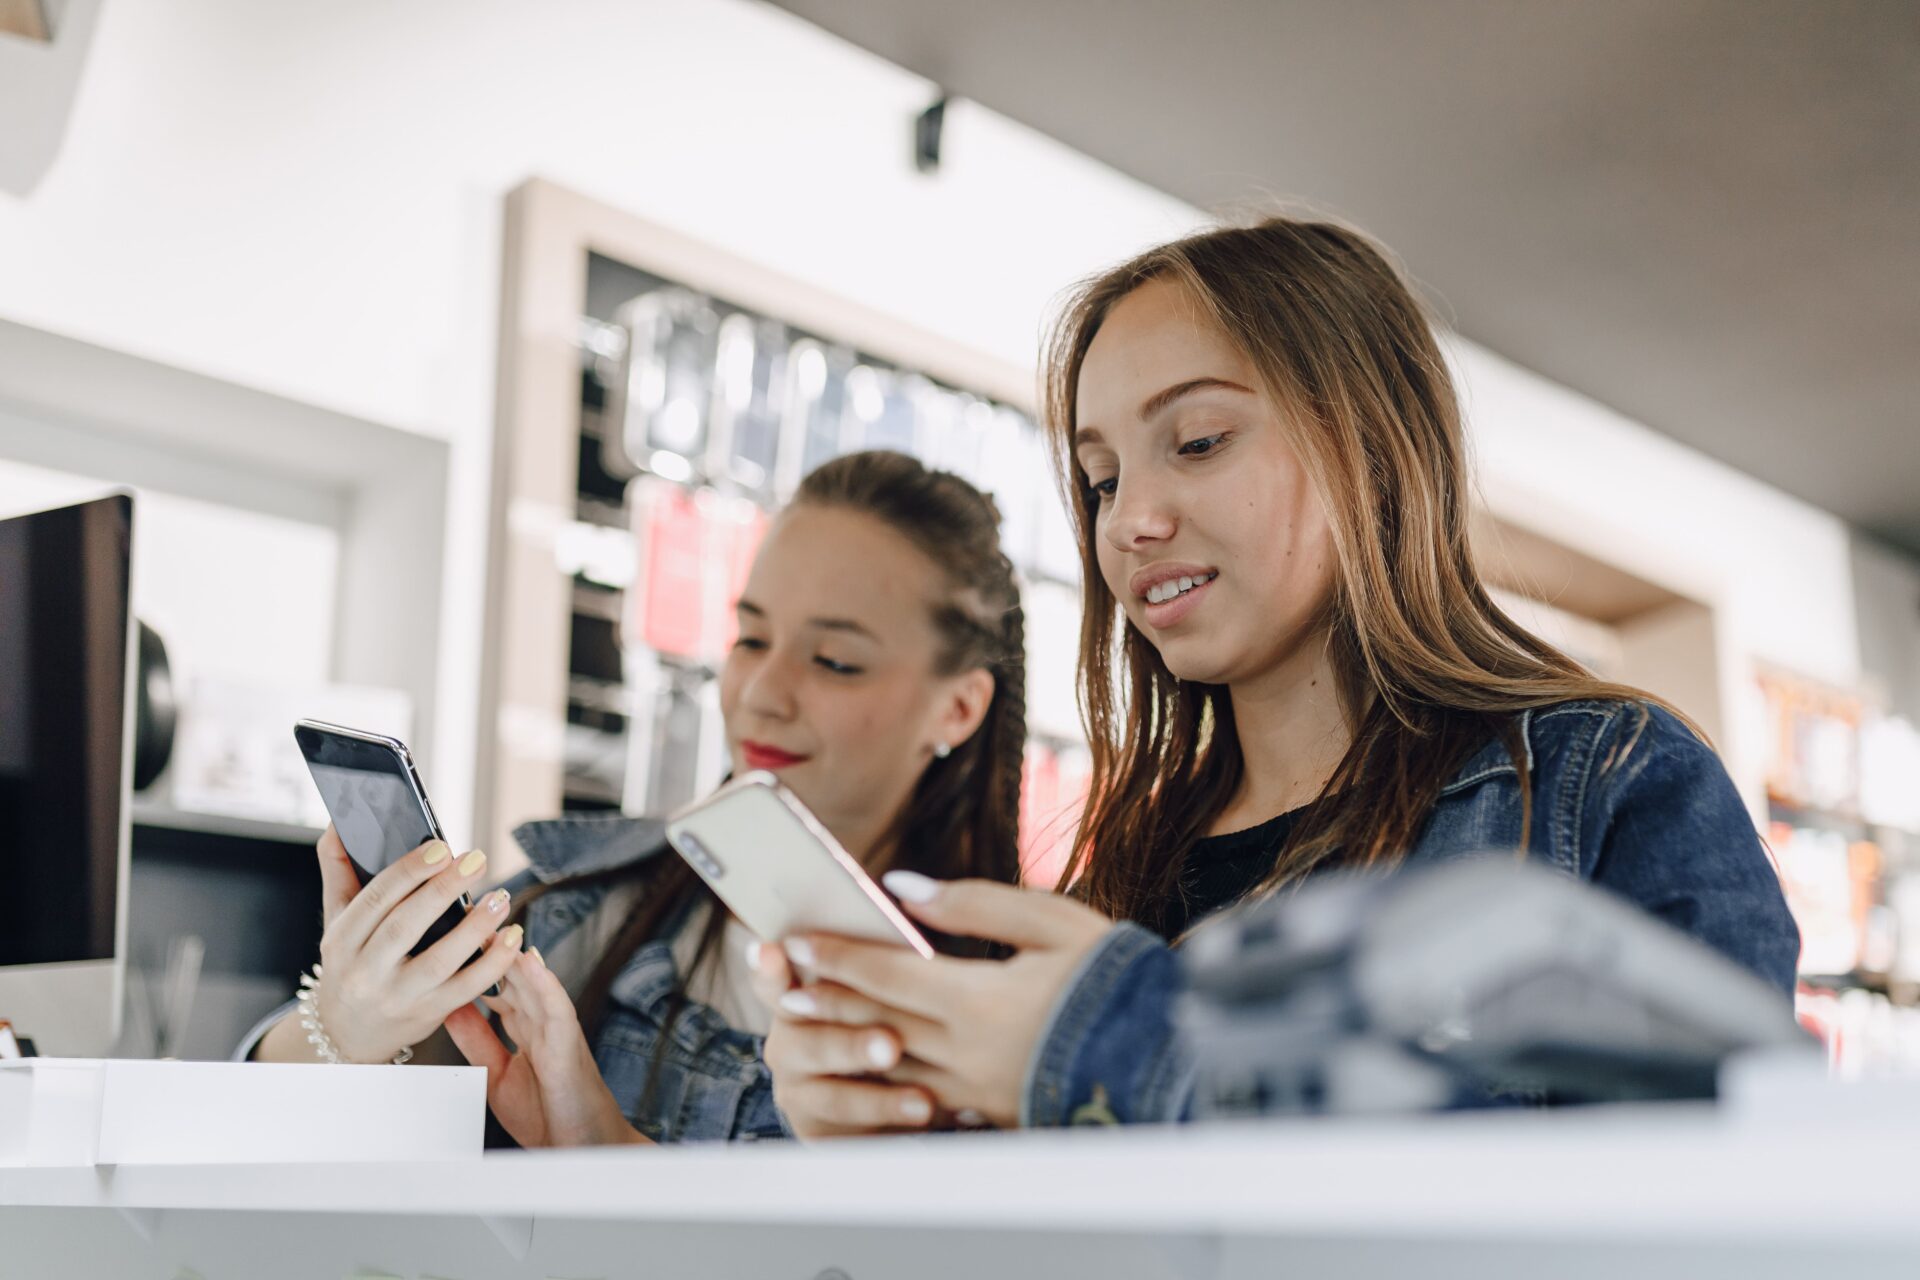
[{"x1": 594, "y1": 1009, "x2": 756, "y2": 1144}]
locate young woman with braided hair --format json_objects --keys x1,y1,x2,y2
[{"x1": 250, "y1": 450, "x2": 1028, "y2": 1146}]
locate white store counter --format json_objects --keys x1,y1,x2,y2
[{"x1": 3, "y1": 1060, "x2": 1917, "y2": 1279}]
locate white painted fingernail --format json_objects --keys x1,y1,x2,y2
[
  {"x1": 882, "y1": 870, "x2": 940, "y2": 903},
  {"x1": 784, "y1": 938, "x2": 815, "y2": 968},
  {"x1": 867, "y1": 1034, "x2": 897, "y2": 1069},
  {"x1": 745, "y1": 940, "x2": 763, "y2": 968},
  {"x1": 778, "y1": 990, "x2": 817, "y2": 1017},
  {"x1": 899, "y1": 1094, "x2": 932, "y2": 1123}
]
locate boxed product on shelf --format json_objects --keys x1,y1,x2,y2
[
  {"x1": 915, "y1": 381, "x2": 992, "y2": 489},
  {"x1": 627, "y1": 477, "x2": 711, "y2": 660},
  {"x1": 710, "y1": 312, "x2": 790, "y2": 502},
  {"x1": 864, "y1": 368, "x2": 925, "y2": 457},
  {"x1": 778, "y1": 338, "x2": 855, "y2": 496},
  {"x1": 1773, "y1": 821, "x2": 1873, "y2": 976},
  {"x1": 1757, "y1": 669, "x2": 1862, "y2": 815},
  {"x1": 606, "y1": 287, "x2": 721, "y2": 480},
  {"x1": 1795, "y1": 985, "x2": 1920, "y2": 1079},
  {"x1": 627, "y1": 478, "x2": 768, "y2": 664}
]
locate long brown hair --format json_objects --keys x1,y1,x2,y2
[
  {"x1": 515, "y1": 449, "x2": 1026, "y2": 1045},
  {"x1": 1043, "y1": 215, "x2": 1676, "y2": 934}
]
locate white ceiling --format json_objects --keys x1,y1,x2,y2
[{"x1": 769, "y1": 0, "x2": 1920, "y2": 555}]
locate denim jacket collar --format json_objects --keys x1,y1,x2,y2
[
  {"x1": 510, "y1": 813, "x2": 672, "y2": 884},
  {"x1": 1435, "y1": 708, "x2": 1538, "y2": 798}
]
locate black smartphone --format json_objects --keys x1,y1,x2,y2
[{"x1": 293, "y1": 719, "x2": 469, "y2": 957}]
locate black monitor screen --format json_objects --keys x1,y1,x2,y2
[{"x1": 0, "y1": 494, "x2": 132, "y2": 966}]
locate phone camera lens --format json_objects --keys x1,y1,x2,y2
[{"x1": 677, "y1": 833, "x2": 725, "y2": 879}]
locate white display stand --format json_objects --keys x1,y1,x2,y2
[
  {"x1": 4, "y1": 1061, "x2": 1919, "y2": 1280},
  {"x1": 0, "y1": 1059, "x2": 484, "y2": 1168}
]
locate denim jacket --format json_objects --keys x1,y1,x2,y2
[
  {"x1": 503, "y1": 813, "x2": 789, "y2": 1144},
  {"x1": 1021, "y1": 700, "x2": 1802, "y2": 1128}
]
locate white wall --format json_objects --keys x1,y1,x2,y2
[
  {"x1": 0, "y1": 451, "x2": 339, "y2": 691},
  {"x1": 0, "y1": 0, "x2": 1201, "y2": 838},
  {"x1": 1, "y1": 0, "x2": 1911, "y2": 831},
  {"x1": 1447, "y1": 337, "x2": 1884, "y2": 807}
]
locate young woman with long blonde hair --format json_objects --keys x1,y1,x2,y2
[{"x1": 749, "y1": 215, "x2": 1799, "y2": 1136}]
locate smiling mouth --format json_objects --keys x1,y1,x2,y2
[{"x1": 1143, "y1": 571, "x2": 1217, "y2": 605}]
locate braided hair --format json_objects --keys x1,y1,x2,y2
[{"x1": 795, "y1": 450, "x2": 1027, "y2": 904}]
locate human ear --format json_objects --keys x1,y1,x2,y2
[{"x1": 932, "y1": 667, "x2": 996, "y2": 754}]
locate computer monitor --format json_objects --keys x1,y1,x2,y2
[{"x1": 0, "y1": 492, "x2": 135, "y2": 1056}]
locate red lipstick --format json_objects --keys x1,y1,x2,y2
[{"x1": 741, "y1": 740, "x2": 811, "y2": 771}]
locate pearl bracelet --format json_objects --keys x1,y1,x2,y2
[{"x1": 296, "y1": 964, "x2": 414, "y2": 1066}]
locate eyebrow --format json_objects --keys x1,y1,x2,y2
[
  {"x1": 1139, "y1": 376, "x2": 1254, "y2": 420},
  {"x1": 736, "y1": 599, "x2": 878, "y2": 640},
  {"x1": 1074, "y1": 377, "x2": 1255, "y2": 449}
]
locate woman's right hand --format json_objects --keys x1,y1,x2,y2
[
  {"x1": 305, "y1": 824, "x2": 524, "y2": 1063},
  {"x1": 749, "y1": 940, "x2": 937, "y2": 1140}
]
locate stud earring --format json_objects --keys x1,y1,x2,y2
[{"x1": 933, "y1": 741, "x2": 951, "y2": 759}]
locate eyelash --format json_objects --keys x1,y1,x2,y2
[
  {"x1": 1084, "y1": 432, "x2": 1231, "y2": 502},
  {"x1": 731, "y1": 637, "x2": 863, "y2": 676}
]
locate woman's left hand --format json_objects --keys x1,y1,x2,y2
[
  {"x1": 445, "y1": 948, "x2": 651, "y2": 1148},
  {"x1": 759, "y1": 873, "x2": 1114, "y2": 1133}
]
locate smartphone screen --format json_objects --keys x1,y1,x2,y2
[{"x1": 294, "y1": 720, "x2": 465, "y2": 957}]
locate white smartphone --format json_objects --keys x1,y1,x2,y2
[{"x1": 665, "y1": 771, "x2": 935, "y2": 957}]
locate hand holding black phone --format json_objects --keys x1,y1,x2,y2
[{"x1": 293, "y1": 719, "x2": 471, "y2": 957}]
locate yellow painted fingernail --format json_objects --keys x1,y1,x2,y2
[
  {"x1": 527, "y1": 945, "x2": 544, "y2": 968},
  {"x1": 501, "y1": 924, "x2": 524, "y2": 949},
  {"x1": 421, "y1": 841, "x2": 451, "y2": 866},
  {"x1": 457, "y1": 849, "x2": 487, "y2": 877}
]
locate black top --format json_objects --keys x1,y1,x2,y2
[{"x1": 1164, "y1": 804, "x2": 1309, "y2": 939}]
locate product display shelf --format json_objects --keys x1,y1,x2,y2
[{"x1": 549, "y1": 252, "x2": 1090, "y2": 830}]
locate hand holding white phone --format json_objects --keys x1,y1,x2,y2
[{"x1": 665, "y1": 772, "x2": 934, "y2": 958}]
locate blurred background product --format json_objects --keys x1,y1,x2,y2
[
  {"x1": 1752, "y1": 667, "x2": 1920, "y2": 1075},
  {"x1": 565, "y1": 253, "x2": 1089, "y2": 874}
]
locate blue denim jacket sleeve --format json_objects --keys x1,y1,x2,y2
[
  {"x1": 1582, "y1": 705, "x2": 1801, "y2": 994},
  {"x1": 1021, "y1": 921, "x2": 1190, "y2": 1127}
]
